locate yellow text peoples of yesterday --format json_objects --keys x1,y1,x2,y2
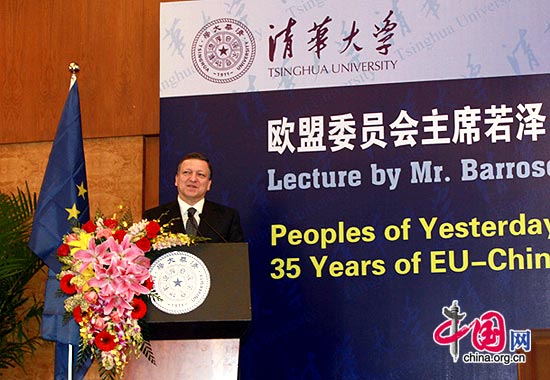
[
  {"x1": 269, "y1": 213, "x2": 550, "y2": 279},
  {"x1": 271, "y1": 213, "x2": 550, "y2": 249}
]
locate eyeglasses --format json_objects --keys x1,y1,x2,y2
[{"x1": 179, "y1": 169, "x2": 209, "y2": 180}]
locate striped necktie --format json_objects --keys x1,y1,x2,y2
[{"x1": 186, "y1": 207, "x2": 199, "y2": 236}]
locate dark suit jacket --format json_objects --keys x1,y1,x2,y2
[{"x1": 143, "y1": 200, "x2": 244, "y2": 242}]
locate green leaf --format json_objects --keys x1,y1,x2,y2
[{"x1": 0, "y1": 184, "x2": 44, "y2": 370}]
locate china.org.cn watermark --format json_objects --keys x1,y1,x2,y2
[{"x1": 433, "y1": 300, "x2": 531, "y2": 365}]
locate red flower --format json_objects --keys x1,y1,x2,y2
[
  {"x1": 113, "y1": 229, "x2": 127, "y2": 243},
  {"x1": 131, "y1": 298, "x2": 147, "y2": 319},
  {"x1": 57, "y1": 244, "x2": 70, "y2": 257},
  {"x1": 82, "y1": 220, "x2": 97, "y2": 233},
  {"x1": 73, "y1": 305, "x2": 83, "y2": 323},
  {"x1": 145, "y1": 221, "x2": 161, "y2": 238},
  {"x1": 144, "y1": 277, "x2": 154, "y2": 290},
  {"x1": 135, "y1": 237, "x2": 151, "y2": 252},
  {"x1": 104, "y1": 218, "x2": 118, "y2": 229},
  {"x1": 60, "y1": 274, "x2": 77, "y2": 295},
  {"x1": 94, "y1": 330, "x2": 117, "y2": 351}
]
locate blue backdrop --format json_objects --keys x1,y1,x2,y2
[{"x1": 159, "y1": 73, "x2": 550, "y2": 379}]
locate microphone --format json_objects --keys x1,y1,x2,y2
[{"x1": 199, "y1": 213, "x2": 228, "y2": 243}]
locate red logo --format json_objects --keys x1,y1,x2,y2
[{"x1": 433, "y1": 300, "x2": 506, "y2": 362}]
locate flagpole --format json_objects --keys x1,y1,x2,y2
[
  {"x1": 67, "y1": 61, "x2": 79, "y2": 380},
  {"x1": 68, "y1": 344, "x2": 73, "y2": 380}
]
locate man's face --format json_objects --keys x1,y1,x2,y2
[{"x1": 174, "y1": 158, "x2": 212, "y2": 205}]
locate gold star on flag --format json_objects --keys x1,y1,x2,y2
[
  {"x1": 76, "y1": 182, "x2": 87, "y2": 199},
  {"x1": 65, "y1": 203, "x2": 80, "y2": 220}
]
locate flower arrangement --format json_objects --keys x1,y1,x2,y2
[{"x1": 56, "y1": 208, "x2": 196, "y2": 380}]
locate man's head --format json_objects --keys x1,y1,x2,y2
[{"x1": 174, "y1": 152, "x2": 212, "y2": 205}]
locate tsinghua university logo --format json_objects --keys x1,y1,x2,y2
[
  {"x1": 192, "y1": 18, "x2": 256, "y2": 84},
  {"x1": 433, "y1": 300, "x2": 531, "y2": 365}
]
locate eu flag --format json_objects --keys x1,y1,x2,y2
[{"x1": 28, "y1": 79, "x2": 91, "y2": 380}]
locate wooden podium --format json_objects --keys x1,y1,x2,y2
[{"x1": 126, "y1": 243, "x2": 251, "y2": 380}]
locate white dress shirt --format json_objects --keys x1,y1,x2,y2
[{"x1": 177, "y1": 197, "x2": 205, "y2": 228}]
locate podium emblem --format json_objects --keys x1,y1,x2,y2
[{"x1": 149, "y1": 250, "x2": 211, "y2": 315}]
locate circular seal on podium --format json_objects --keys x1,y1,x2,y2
[{"x1": 149, "y1": 250, "x2": 211, "y2": 315}]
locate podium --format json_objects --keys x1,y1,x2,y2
[{"x1": 125, "y1": 243, "x2": 251, "y2": 380}]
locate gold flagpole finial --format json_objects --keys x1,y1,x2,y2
[
  {"x1": 68, "y1": 62, "x2": 80, "y2": 75},
  {"x1": 68, "y1": 62, "x2": 80, "y2": 88}
]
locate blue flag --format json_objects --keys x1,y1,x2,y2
[{"x1": 28, "y1": 80, "x2": 92, "y2": 380}]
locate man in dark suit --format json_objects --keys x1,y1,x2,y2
[{"x1": 144, "y1": 152, "x2": 244, "y2": 242}]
